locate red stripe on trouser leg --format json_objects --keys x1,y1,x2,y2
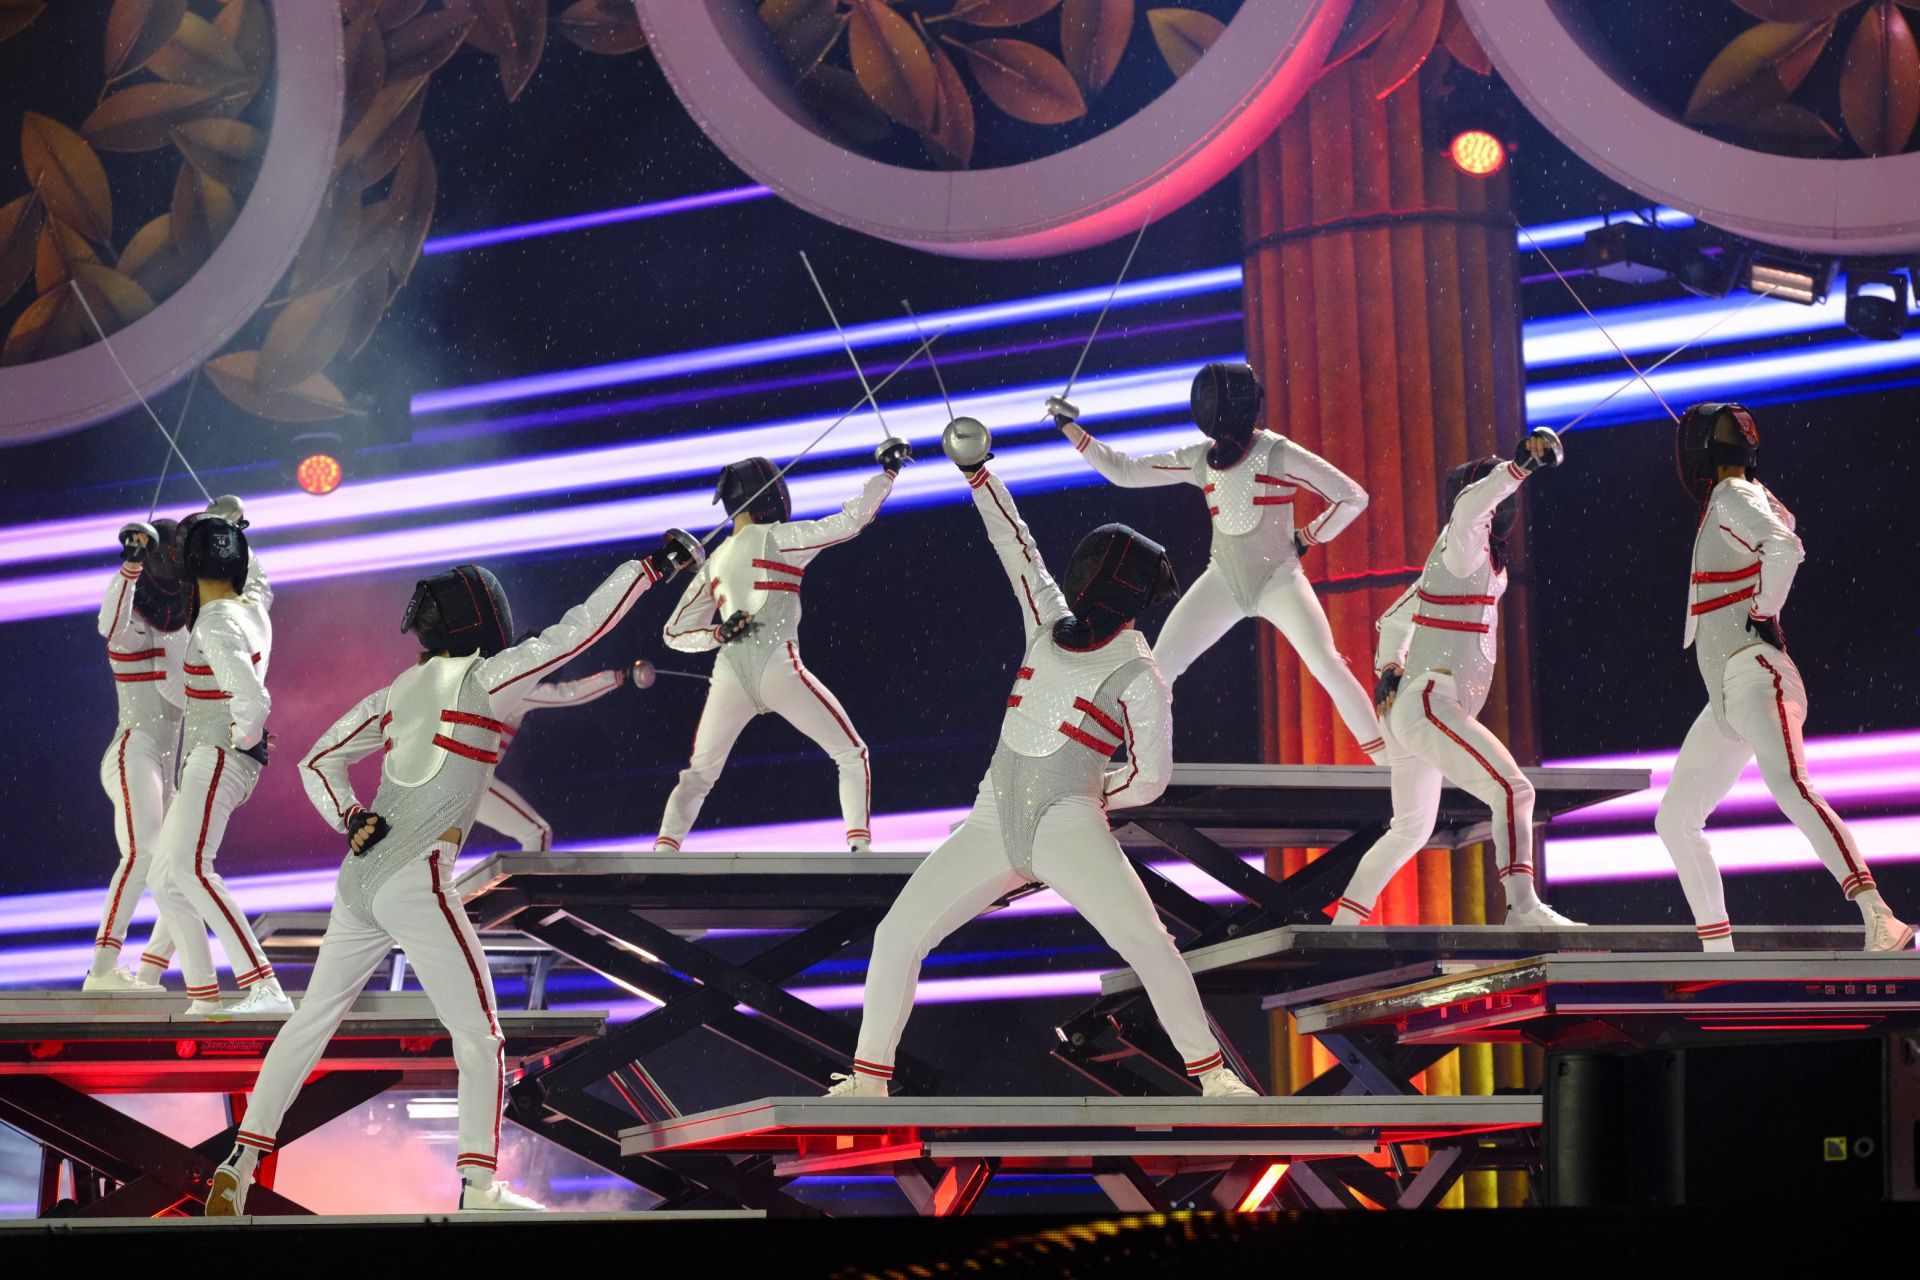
[
  {"x1": 1422, "y1": 685, "x2": 1520, "y2": 874},
  {"x1": 853, "y1": 1059, "x2": 893, "y2": 1079},
  {"x1": 1697, "y1": 921, "x2": 1733, "y2": 938},
  {"x1": 99, "y1": 730, "x2": 140, "y2": 951},
  {"x1": 96, "y1": 937, "x2": 122, "y2": 951},
  {"x1": 1755, "y1": 656, "x2": 1865, "y2": 881},
  {"x1": 429, "y1": 853, "x2": 504, "y2": 1169},
  {"x1": 655, "y1": 836, "x2": 680, "y2": 850},
  {"x1": 1186, "y1": 1052, "x2": 1224, "y2": 1075},
  {"x1": 141, "y1": 953, "x2": 168, "y2": 968},
  {"x1": 191, "y1": 750, "x2": 266, "y2": 973},
  {"x1": 1337, "y1": 897, "x2": 1372, "y2": 919},
  {"x1": 785, "y1": 643, "x2": 870, "y2": 829}
]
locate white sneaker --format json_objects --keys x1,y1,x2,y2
[
  {"x1": 1866, "y1": 914, "x2": 1917, "y2": 953},
  {"x1": 824, "y1": 1071, "x2": 888, "y2": 1098},
  {"x1": 849, "y1": 838, "x2": 872, "y2": 853},
  {"x1": 1199, "y1": 1066, "x2": 1260, "y2": 1097},
  {"x1": 1505, "y1": 902, "x2": 1586, "y2": 928},
  {"x1": 83, "y1": 966, "x2": 161, "y2": 992},
  {"x1": 1701, "y1": 935, "x2": 1736, "y2": 954},
  {"x1": 205, "y1": 1162, "x2": 249, "y2": 1216},
  {"x1": 460, "y1": 1180, "x2": 546, "y2": 1212},
  {"x1": 228, "y1": 982, "x2": 295, "y2": 1016},
  {"x1": 188, "y1": 997, "x2": 228, "y2": 1017}
]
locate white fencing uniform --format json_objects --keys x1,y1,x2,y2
[
  {"x1": 148, "y1": 568, "x2": 278, "y2": 1001},
  {"x1": 1063, "y1": 422, "x2": 1383, "y2": 760},
  {"x1": 655, "y1": 474, "x2": 890, "y2": 850},
  {"x1": 1655, "y1": 479, "x2": 1896, "y2": 948},
  {"x1": 88, "y1": 562, "x2": 187, "y2": 981},
  {"x1": 847, "y1": 469, "x2": 1226, "y2": 1084},
  {"x1": 475, "y1": 669, "x2": 624, "y2": 851},
  {"x1": 1334, "y1": 461, "x2": 1549, "y2": 922},
  {"x1": 234, "y1": 559, "x2": 665, "y2": 1182}
]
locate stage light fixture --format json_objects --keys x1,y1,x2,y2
[
  {"x1": 1448, "y1": 129, "x2": 1507, "y2": 177},
  {"x1": 294, "y1": 432, "x2": 345, "y2": 495},
  {"x1": 1583, "y1": 224, "x2": 1742, "y2": 298},
  {"x1": 1743, "y1": 252, "x2": 1835, "y2": 305},
  {"x1": 1843, "y1": 267, "x2": 1909, "y2": 341}
]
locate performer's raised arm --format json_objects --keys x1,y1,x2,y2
[
  {"x1": 772, "y1": 471, "x2": 894, "y2": 556},
  {"x1": 484, "y1": 553, "x2": 673, "y2": 711},
  {"x1": 522, "y1": 668, "x2": 625, "y2": 709},
  {"x1": 965, "y1": 464, "x2": 1070, "y2": 638},
  {"x1": 1052, "y1": 398, "x2": 1201, "y2": 489}
]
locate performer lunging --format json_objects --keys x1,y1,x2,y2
[
  {"x1": 1051, "y1": 364, "x2": 1384, "y2": 761},
  {"x1": 208, "y1": 539, "x2": 694, "y2": 1216},
  {"x1": 1657, "y1": 403, "x2": 1911, "y2": 952},
  {"x1": 1333, "y1": 430, "x2": 1579, "y2": 928},
  {"x1": 830, "y1": 432, "x2": 1256, "y2": 1098},
  {"x1": 83, "y1": 519, "x2": 188, "y2": 991},
  {"x1": 655, "y1": 447, "x2": 907, "y2": 853},
  {"x1": 476, "y1": 664, "x2": 629, "y2": 852},
  {"x1": 146, "y1": 511, "x2": 290, "y2": 1014}
]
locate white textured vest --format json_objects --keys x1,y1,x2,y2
[
  {"x1": 1000, "y1": 626, "x2": 1154, "y2": 759},
  {"x1": 1401, "y1": 531, "x2": 1507, "y2": 718}
]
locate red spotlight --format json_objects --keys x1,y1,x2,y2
[
  {"x1": 297, "y1": 453, "x2": 343, "y2": 495},
  {"x1": 1448, "y1": 129, "x2": 1507, "y2": 177}
]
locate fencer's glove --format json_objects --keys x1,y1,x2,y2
[
  {"x1": 1745, "y1": 612, "x2": 1786, "y2": 652},
  {"x1": 716, "y1": 610, "x2": 757, "y2": 645},
  {"x1": 1513, "y1": 426, "x2": 1564, "y2": 473},
  {"x1": 237, "y1": 739, "x2": 270, "y2": 768},
  {"x1": 1045, "y1": 395, "x2": 1079, "y2": 432},
  {"x1": 1293, "y1": 531, "x2": 1312, "y2": 558},
  {"x1": 1373, "y1": 664, "x2": 1403, "y2": 715},
  {"x1": 119, "y1": 521, "x2": 157, "y2": 564},
  {"x1": 876, "y1": 437, "x2": 914, "y2": 477},
  {"x1": 345, "y1": 806, "x2": 391, "y2": 857}
]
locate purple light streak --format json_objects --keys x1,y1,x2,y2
[{"x1": 421, "y1": 185, "x2": 775, "y2": 256}]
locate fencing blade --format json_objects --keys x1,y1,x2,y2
[
  {"x1": 66, "y1": 280, "x2": 215, "y2": 504},
  {"x1": 149, "y1": 368, "x2": 201, "y2": 520},
  {"x1": 1518, "y1": 224, "x2": 1681, "y2": 425},
  {"x1": 901, "y1": 298, "x2": 955, "y2": 420},
  {"x1": 1054, "y1": 197, "x2": 1158, "y2": 411},
  {"x1": 799, "y1": 251, "x2": 892, "y2": 440}
]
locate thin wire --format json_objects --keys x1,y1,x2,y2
[
  {"x1": 900, "y1": 299, "x2": 954, "y2": 420},
  {"x1": 66, "y1": 280, "x2": 214, "y2": 502},
  {"x1": 1517, "y1": 225, "x2": 1681, "y2": 425},
  {"x1": 703, "y1": 327, "x2": 947, "y2": 545},
  {"x1": 798, "y1": 251, "x2": 891, "y2": 439},
  {"x1": 1057, "y1": 197, "x2": 1158, "y2": 407},
  {"x1": 1557, "y1": 283, "x2": 1781, "y2": 432},
  {"x1": 148, "y1": 367, "x2": 201, "y2": 519}
]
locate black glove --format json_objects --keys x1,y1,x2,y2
[
  {"x1": 237, "y1": 739, "x2": 270, "y2": 767},
  {"x1": 1745, "y1": 612, "x2": 1785, "y2": 651},
  {"x1": 716, "y1": 610, "x2": 757, "y2": 645},
  {"x1": 119, "y1": 521, "x2": 157, "y2": 564},
  {"x1": 1513, "y1": 426, "x2": 1564, "y2": 473},
  {"x1": 1373, "y1": 666, "x2": 1402, "y2": 711},
  {"x1": 1046, "y1": 395, "x2": 1079, "y2": 432},
  {"x1": 875, "y1": 437, "x2": 913, "y2": 476},
  {"x1": 346, "y1": 807, "x2": 391, "y2": 857},
  {"x1": 1293, "y1": 531, "x2": 1311, "y2": 558}
]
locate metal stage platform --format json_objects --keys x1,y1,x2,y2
[
  {"x1": 252, "y1": 910, "x2": 564, "y2": 1008},
  {"x1": 0, "y1": 992, "x2": 604, "y2": 1218},
  {"x1": 620, "y1": 1094, "x2": 1543, "y2": 1213}
]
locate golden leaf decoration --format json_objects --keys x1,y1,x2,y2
[
  {"x1": 557, "y1": 0, "x2": 649, "y2": 55},
  {"x1": 0, "y1": 194, "x2": 40, "y2": 304},
  {"x1": 343, "y1": 7, "x2": 388, "y2": 136},
  {"x1": 761, "y1": 0, "x2": 844, "y2": 75},
  {"x1": 1732, "y1": 100, "x2": 1844, "y2": 155},
  {"x1": 376, "y1": 0, "x2": 430, "y2": 30},
  {"x1": 385, "y1": 7, "x2": 476, "y2": 82},
  {"x1": 83, "y1": 82, "x2": 227, "y2": 152},
  {"x1": 3, "y1": 288, "x2": 87, "y2": 364},
  {"x1": 212, "y1": 0, "x2": 270, "y2": 86},
  {"x1": 848, "y1": 0, "x2": 939, "y2": 133},
  {"x1": 172, "y1": 119, "x2": 264, "y2": 191},
  {"x1": 104, "y1": 0, "x2": 188, "y2": 79},
  {"x1": 924, "y1": 40, "x2": 976, "y2": 168},
  {"x1": 22, "y1": 113, "x2": 113, "y2": 245},
  {"x1": 1840, "y1": 1, "x2": 1920, "y2": 155},
  {"x1": 205, "y1": 351, "x2": 356, "y2": 422},
  {"x1": 1730, "y1": 0, "x2": 1856, "y2": 19},
  {"x1": 462, "y1": 0, "x2": 547, "y2": 102},
  {"x1": 1367, "y1": 0, "x2": 1446, "y2": 99},
  {"x1": 291, "y1": 170, "x2": 367, "y2": 294},
  {"x1": 0, "y1": 1, "x2": 46, "y2": 45},
  {"x1": 1439, "y1": 0, "x2": 1492, "y2": 76},
  {"x1": 147, "y1": 12, "x2": 247, "y2": 91},
  {"x1": 385, "y1": 131, "x2": 438, "y2": 286},
  {"x1": 119, "y1": 213, "x2": 201, "y2": 301},
  {"x1": 949, "y1": 0, "x2": 1064, "y2": 28},
  {"x1": 799, "y1": 65, "x2": 895, "y2": 144},
  {"x1": 1061, "y1": 0, "x2": 1133, "y2": 98},
  {"x1": 1324, "y1": 0, "x2": 1412, "y2": 71},
  {"x1": 337, "y1": 76, "x2": 430, "y2": 187},
  {"x1": 955, "y1": 37, "x2": 1088, "y2": 124},
  {"x1": 34, "y1": 218, "x2": 99, "y2": 294},
  {"x1": 1146, "y1": 7, "x2": 1225, "y2": 78},
  {"x1": 1685, "y1": 20, "x2": 1833, "y2": 124},
  {"x1": 169, "y1": 165, "x2": 234, "y2": 261},
  {"x1": 338, "y1": 267, "x2": 391, "y2": 361},
  {"x1": 257, "y1": 282, "x2": 359, "y2": 396}
]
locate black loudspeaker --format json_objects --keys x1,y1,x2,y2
[{"x1": 1546, "y1": 1036, "x2": 1920, "y2": 1206}]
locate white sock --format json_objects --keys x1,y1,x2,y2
[
  {"x1": 1502, "y1": 870, "x2": 1542, "y2": 913},
  {"x1": 1853, "y1": 888, "x2": 1890, "y2": 922},
  {"x1": 88, "y1": 947, "x2": 118, "y2": 979},
  {"x1": 225, "y1": 1144, "x2": 259, "y2": 1178}
]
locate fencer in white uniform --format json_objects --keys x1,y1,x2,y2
[
  {"x1": 475, "y1": 666, "x2": 627, "y2": 852},
  {"x1": 1656, "y1": 403, "x2": 1911, "y2": 952},
  {"x1": 828, "y1": 427, "x2": 1257, "y2": 1099},
  {"x1": 83, "y1": 519, "x2": 189, "y2": 991},
  {"x1": 1333, "y1": 430, "x2": 1579, "y2": 928},
  {"x1": 1052, "y1": 364, "x2": 1384, "y2": 761},
  {"x1": 209, "y1": 538, "x2": 695, "y2": 1216},
  {"x1": 145, "y1": 511, "x2": 291, "y2": 1015},
  {"x1": 656, "y1": 444, "x2": 909, "y2": 853}
]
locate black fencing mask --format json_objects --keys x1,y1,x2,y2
[
  {"x1": 179, "y1": 514, "x2": 250, "y2": 593},
  {"x1": 132, "y1": 517, "x2": 189, "y2": 632},
  {"x1": 1676, "y1": 401, "x2": 1759, "y2": 502},
  {"x1": 714, "y1": 457, "x2": 790, "y2": 525},
  {"x1": 1055, "y1": 523, "x2": 1180, "y2": 648},
  {"x1": 402, "y1": 564, "x2": 514, "y2": 658},
  {"x1": 1191, "y1": 362, "x2": 1264, "y2": 468},
  {"x1": 1445, "y1": 457, "x2": 1518, "y2": 569}
]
